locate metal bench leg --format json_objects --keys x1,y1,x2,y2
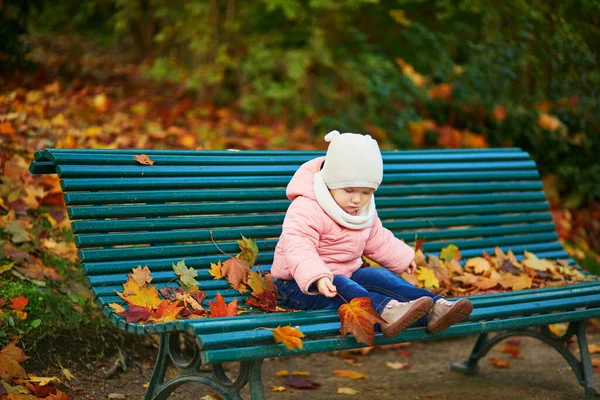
[
  {"x1": 144, "y1": 332, "x2": 265, "y2": 400},
  {"x1": 451, "y1": 322, "x2": 599, "y2": 398}
]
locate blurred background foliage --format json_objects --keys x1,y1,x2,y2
[{"x1": 1, "y1": 0, "x2": 599, "y2": 245}]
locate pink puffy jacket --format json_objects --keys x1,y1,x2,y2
[{"x1": 271, "y1": 157, "x2": 415, "y2": 294}]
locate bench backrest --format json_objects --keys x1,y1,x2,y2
[{"x1": 30, "y1": 148, "x2": 566, "y2": 310}]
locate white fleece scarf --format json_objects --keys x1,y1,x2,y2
[{"x1": 313, "y1": 171, "x2": 376, "y2": 230}]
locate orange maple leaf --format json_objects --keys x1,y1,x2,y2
[
  {"x1": 208, "y1": 293, "x2": 239, "y2": 318},
  {"x1": 149, "y1": 300, "x2": 184, "y2": 323},
  {"x1": 271, "y1": 325, "x2": 305, "y2": 350},
  {"x1": 221, "y1": 257, "x2": 249, "y2": 291},
  {"x1": 134, "y1": 154, "x2": 154, "y2": 165},
  {"x1": 338, "y1": 297, "x2": 385, "y2": 346},
  {"x1": 0, "y1": 341, "x2": 30, "y2": 380},
  {"x1": 9, "y1": 296, "x2": 29, "y2": 311}
]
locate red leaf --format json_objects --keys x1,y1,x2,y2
[
  {"x1": 285, "y1": 375, "x2": 320, "y2": 389},
  {"x1": 9, "y1": 296, "x2": 28, "y2": 311},
  {"x1": 117, "y1": 304, "x2": 152, "y2": 323},
  {"x1": 414, "y1": 238, "x2": 426, "y2": 252},
  {"x1": 244, "y1": 291, "x2": 277, "y2": 312}
]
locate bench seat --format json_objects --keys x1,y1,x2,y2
[{"x1": 30, "y1": 147, "x2": 600, "y2": 399}]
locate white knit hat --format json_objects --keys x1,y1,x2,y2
[{"x1": 321, "y1": 130, "x2": 383, "y2": 190}]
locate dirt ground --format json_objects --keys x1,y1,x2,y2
[{"x1": 31, "y1": 329, "x2": 600, "y2": 400}]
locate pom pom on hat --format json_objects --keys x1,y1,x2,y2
[{"x1": 321, "y1": 131, "x2": 383, "y2": 190}]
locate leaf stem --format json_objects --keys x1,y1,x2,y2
[{"x1": 209, "y1": 231, "x2": 235, "y2": 258}]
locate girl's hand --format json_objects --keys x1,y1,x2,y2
[
  {"x1": 317, "y1": 277, "x2": 337, "y2": 298},
  {"x1": 405, "y1": 260, "x2": 418, "y2": 274}
]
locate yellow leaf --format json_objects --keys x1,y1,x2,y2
[
  {"x1": 385, "y1": 361, "x2": 409, "y2": 370},
  {"x1": 440, "y1": 245, "x2": 461, "y2": 263},
  {"x1": 275, "y1": 370, "x2": 289, "y2": 377},
  {"x1": 116, "y1": 276, "x2": 161, "y2": 309},
  {"x1": 588, "y1": 344, "x2": 600, "y2": 354},
  {"x1": 337, "y1": 387, "x2": 359, "y2": 395},
  {"x1": 548, "y1": 323, "x2": 568, "y2": 336},
  {"x1": 465, "y1": 257, "x2": 492, "y2": 275},
  {"x1": 271, "y1": 386, "x2": 287, "y2": 392},
  {"x1": 332, "y1": 370, "x2": 368, "y2": 380},
  {"x1": 51, "y1": 113, "x2": 68, "y2": 127},
  {"x1": 291, "y1": 371, "x2": 310, "y2": 376},
  {"x1": 498, "y1": 272, "x2": 532, "y2": 291},
  {"x1": 417, "y1": 267, "x2": 439, "y2": 288},
  {"x1": 27, "y1": 375, "x2": 62, "y2": 386},
  {"x1": 271, "y1": 325, "x2": 305, "y2": 350},
  {"x1": 172, "y1": 260, "x2": 199, "y2": 289},
  {"x1": 208, "y1": 261, "x2": 223, "y2": 279},
  {"x1": 109, "y1": 303, "x2": 126, "y2": 313},
  {"x1": 62, "y1": 368, "x2": 76, "y2": 381},
  {"x1": 522, "y1": 251, "x2": 556, "y2": 272},
  {"x1": 236, "y1": 235, "x2": 259, "y2": 267},
  {"x1": 247, "y1": 270, "x2": 269, "y2": 296}
]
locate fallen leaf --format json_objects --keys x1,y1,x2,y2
[
  {"x1": 275, "y1": 370, "x2": 289, "y2": 377},
  {"x1": 62, "y1": 368, "x2": 76, "y2": 381},
  {"x1": 134, "y1": 154, "x2": 154, "y2": 166},
  {"x1": 498, "y1": 272, "x2": 532, "y2": 291},
  {"x1": 116, "y1": 276, "x2": 161, "y2": 309},
  {"x1": 271, "y1": 386, "x2": 286, "y2": 392},
  {"x1": 385, "y1": 361, "x2": 409, "y2": 370},
  {"x1": 247, "y1": 270, "x2": 268, "y2": 296},
  {"x1": 522, "y1": 251, "x2": 556, "y2": 272},
  {"x1": 172, "y1": 260, "x2": 199, "y2": 289},
  {"x1": 116, "y1": 304, "x2": 152, "y2": 323},
  {"x1": 108, "y1": 303, "x2": 126, "y2": 313},
  {"x1": 9, "y1": 296, "x2": 28, "y2": 311},
  {"x1": 149, "y1": 300, "x2": 184, "y2": 323},
  {"x1": 414, "y1": 238, "x2": 426, "y2": 253},
  {"x1": 0, "y1": 341, "x2": 30, "y2": 380},
  {"x1": 589, "y1": 344, "x2": 600, "y2": 354},
  {"x1": 338, "y1": 297, "x2": 385, "y2": 346},
  {"x1": 465, "y1": 257, "x2": 492, "y2": 275},
  {"x1": 291, "y1": 371, "x2": 310, "y2": 376},
  {"x1": 489, "y1": 358, "x2": 510, "y2": 368},
  {"x1": 131, "y1": 265, "x2": 153, "y2": 286},
  {"x1": 337, "y1": 387, "x2": 359, "y2": 395},
  {"x1": 208, "y1": 261, "x2": 223, "y2": 279},
  {"x1": 499, "y1": 345, "x2": 521, "y2": 358},
  {"x1": 244, "y1": 290, "x2": 277, "y2": 312},
  {"x1": 237, "y1": 235, "x2": 259, "y2": 266},
  {"x1": 285, "y1": 375, "x2": 320, "y2": 389},
  {"x1": 271, "y1": 325, "x2": 305, "y2": 350},
  {"x1": 208, "y1": 293, "x2": 239, "y2": 318},
  {"x1": 221, "y1": 257, "x2": 250, "y2": 291},
  {"x1": 440, "y1": 244, "x2": 461, "y2": 263},
  {"x1": 417, "y1": 267, "x2": 439, "y2": 288},
  {"x1": 332, "y1": 370, "x2": 368, "y2": 379}
]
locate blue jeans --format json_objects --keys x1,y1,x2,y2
[{"x1": 275, "y1": 267, "x2": 443, "y2": 325}]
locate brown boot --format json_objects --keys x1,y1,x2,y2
[
  {"x1": 426, "y1": 298, "x2": 473, "y2": 334},
  {"x1": 380, "y1": 297, "x2": 434, "y2": 337}
]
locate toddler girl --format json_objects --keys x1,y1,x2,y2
[{"x1": 272, "y1": 131, "x2": 473, "y2": 337}]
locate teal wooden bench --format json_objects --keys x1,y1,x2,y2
[{"x1": 29, "y1": 148, "x2": 600, "y2": 399}]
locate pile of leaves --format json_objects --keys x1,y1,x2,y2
[
  {"x1": 397, "y1": 243, "x2": 592, "y2": 296},
  {"x1": 1, "y1": 340, "x2": 72, "y2": 399}
]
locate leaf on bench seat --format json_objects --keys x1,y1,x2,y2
[
  {"x1": 271, "y1": 325, "x2": 305, "y2": 350},
  {"x1": 133, "y1": 154, "x2": 154, "y2": 166},
  {"x1": 172, "y1": 260, "x2": 199, "y2": 289},
  {"x1": 338, "y1": 297, "x2": 385, "y2": 346},
  {"x1": 208, "y1": 293, "x2": 239, "y2": 317}
]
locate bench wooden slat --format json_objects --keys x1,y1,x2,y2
[
  {"x1": 199, "y1": 307, "x2": 600, "y2": 364},
  {"x1": 59, "y1": 170, "x2": 541, "y2": 191},
  {"x1": 70, "y1": 212, "x2": 552, "y2": 234},
  {"x1": 36, "y1": 148, "x2": 530, "y2": 165},
  {"x1": 75, "y1": 222, "x2": 556, "y2": 248},
  {"x1": 194, "y1": 291, "x2": 600, "y2": 350},
  {"x1": 63, "y1": 182, "x2": 544, "y2": 205},
  {"x1": 67, "y1": 201, "x2": 550, "y2": 221},
  {"x1": 77, "y1": 232, "x2": 559, "y2": 262},
  {"x1": 55, "y1": 161, "x2": 537, "y2": 178},
  {"x1": 80, "y1": 245, "x2": 570, "y2": 278}
]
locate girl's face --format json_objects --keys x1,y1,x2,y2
[{"x1": 329, "y1": 187, "x2": 375, "y2": 216}]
